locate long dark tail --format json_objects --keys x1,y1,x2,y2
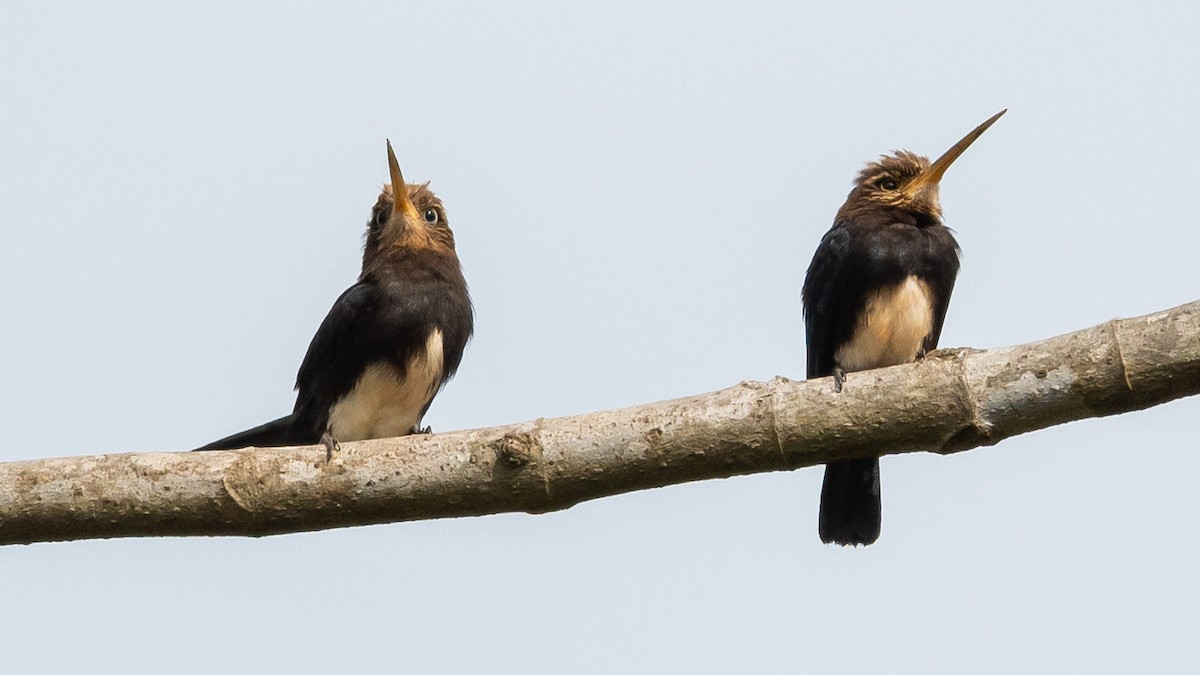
[
  {"x1": 818, "y1": 457, "x2": 881, "y2": 546},
  {"x1": 194, "y1": 415, "x2": 295, "y2": 451}
]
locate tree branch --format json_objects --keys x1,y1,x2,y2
[{"x1": 2, "y1": 300, "x2": 1198, "y2": 546}]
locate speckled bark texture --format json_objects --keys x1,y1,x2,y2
[{"x1": 2, "y1": 300, "x2": 1197, "y2": 545}]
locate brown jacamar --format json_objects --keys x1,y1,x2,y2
[
  {"x1": 802, "y1": 110, "x2": 1005, "y2": 545},
  {"x1": 198, "y1": 141, "x2": 474, "y2": 457}
]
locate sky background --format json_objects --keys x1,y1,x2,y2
[{"x1": 3, "y1": 2, "x2": 1199, "y2": 672}]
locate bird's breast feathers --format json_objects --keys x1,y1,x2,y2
[
  {"x1": 835, "y1": 276, "x2": 933, "y2": 372},
  {"x1": 327, "y1": 329, "x2": 445, "y2": 441}
]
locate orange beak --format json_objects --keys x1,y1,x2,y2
[
  {"x1": 386, "y1": 140, "x2": 421, "y2": 222},
  {"x1": 904, "y1": 109, "x2": 1007, "y2": 201}
]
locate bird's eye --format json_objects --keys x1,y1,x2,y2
[
  {"x1": 373, "y1": 209, "x2": 389, "y2": 228},
  {"x1": 879, "y1": 178, "x2": 899, "y2": 191},
  {"x1": 423, "y1": 208, "x2": 440, "y2": 224}
]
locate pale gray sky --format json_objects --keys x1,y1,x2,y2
[{"x1": 3, "y1": 2, "x2": 1199, "y2": 672}]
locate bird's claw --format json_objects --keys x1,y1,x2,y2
[
  {"x1": 833, "y1": 366, "x2": 847, "y2": 393},
  {"x1": 320, "y1": 431, "x2": 341, "y2": 462}
]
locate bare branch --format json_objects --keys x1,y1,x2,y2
[{"x1": 2, "y1": 300, "x2": 1197, "y2": 546}]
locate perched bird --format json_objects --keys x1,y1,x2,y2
[
  {"x1": 198, "y1": 141, "x2": 473, "y2": 458},
  {"x1": 802, "y1": 110, "x2": 1005, "y2": 545}
]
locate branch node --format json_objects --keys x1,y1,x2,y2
[
  {"x1": 766, "y1": 379, "x2": 787, "y2": 464},
  {"x1": 1109, "y1": 320, "x2": 1134, "y2": 391},
  {"x1": 221, "y1": 473, "x2": 256, "y2": 514},
  {"x1": 937, "y1": 348, "x2": 994, "y2": 454},
  {"x1": 493, "y1": 432, "x2": 541, "y2": 467}
]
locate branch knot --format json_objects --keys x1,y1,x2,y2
[{"x1": 493, "y1": 432, "x2": 541, "y2": 467}]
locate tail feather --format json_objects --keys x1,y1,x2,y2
[
  {"x1": 818, "y1": 457, "x2": 881, "y2": 546},
  {"x1": 194, "y1": 415, "x2": 296, "y2": 451}
]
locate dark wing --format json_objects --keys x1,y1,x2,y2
[
  {"x1": 802, "y1": 224, "x2": 860, "y2": 378},
  {"x1": 357, "y1": 273, "x2": 473, "y2": 427},
  {"x1": 289, "y1": 282, "x2": 386, "y2": 441},
  {"x1": 918, "y1": 227, "x2": 962, "y2": 354},
  {"x1": 921, "y1": 278, "x2": 956, "y2": 355},
  {"x1": 415, "y1": 277, "x2": 474, "y2": 420}
]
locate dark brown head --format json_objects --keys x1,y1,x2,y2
[
  {"x1": 837, "y1": 110, "x2": 1006, "y2": 222},
  {"x1": 363, "y1": 141, "x2": 457, "y2": 271}
]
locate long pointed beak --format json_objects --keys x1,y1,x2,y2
[
  {"x1": 905, "y1": 109, "x2": 1006, "y2": 197},
  {"x1": 386, "y1": 140, "x2": 421, "y2": 221}
]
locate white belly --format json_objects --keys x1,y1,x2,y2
[
  {"x1": 327, "y1": 329, "x2": 445, "y2": 441},
  {"x1": 835, "y1": 276, "x2": 934, "y2": 372}
]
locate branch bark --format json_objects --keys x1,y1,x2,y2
[{"x1": 3, "y1": 300, "x2": 1198, "y2": 546}]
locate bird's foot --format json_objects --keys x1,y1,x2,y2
[
  {"x1": 916, "y1": 347, "x2": 929, "y2": 360},
  {"x1": 833, "y1": 366, "x2": 847, "y2": 393},
  {"x1": 414, "y1": 425, "x2": 433, "y2": 435},
  {"x1": 320, "y1": 431, "x2": 341, "y2": 462}
]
